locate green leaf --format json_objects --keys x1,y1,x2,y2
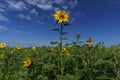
[
  {"x1": 62, "y1": 32, "x2": 67, "y2": 35},
  {"x1": 55, "y1": 21, "x2": 58, "y2": 25},
  {"x1": 50, "y1": 41, "x2": 58, "y2": 45},
  {"x1": 94, "y1": 59, "x2": 113, "y2": 66},
  {"x1": 76, "y1": 34, "x2": 81, "y2": 39},
  {"x1": 52, "y1": 28, "x2": 59, "y2": 31},
  {"x1": 72, "y1": 41, "x2": 77, "y2": 45},
  {"x1": 57, "y1": 74, "x2": 74, "y2": 80},
  {"x1": 63, "y1": 38, "x2": 68, "y2": 40},
  {"x1": 96, "y1": 75, "x2": 112, "y2": 79},
  {"x1": 42, "y1": 63, "x2": 55, "y2": 71},
  {"x1": 64, "y1": 23, "x2": 70, "y2": 26}
]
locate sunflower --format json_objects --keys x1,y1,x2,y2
[
  {"x1": 0, "y1": 43, "x2": 6, "y2": 48},
  {"x1": 66, "y1": 52, "x2": 70, "y2": 56},
  {"x1": 32, "y1": 47, "x2": 36, "y2": 51},
  {"x1": 61, "y1": 47, "x2": 67, "y2": 52},
  {"x1": 54, "y1": 10, "x2": 69, "y2": 23},
  {"x1": 87, "y1": 38, "x2": 93, "y2": 46},
  {"x1": 16, "y1": 45, "x2": 22, "y2": 50},
  {"x1": 23, "y1": 58, "x2": 32, "y2": 67},
  {"x1": 50, "y1": 48, "x2": 54, "y2": 51}
]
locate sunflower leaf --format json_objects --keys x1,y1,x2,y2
[
  {"x1": 64, "y1": 23, "x2": 70, "y2": 26},
  {"x1": 55, "y1": 21, "x2": 58, "y2": 25},
  {"x1": 63, "y1": 38, "x2": 68, "y2": 40},
  {"x1": 62, "y1": 32, "x2": 67, "y2": 35},
  {"x1": 52, "y1": 28, "x2": 59, "y2": 32},
  {"x1": 50, "y1": 41, "x2": 58, "y2": 45}
]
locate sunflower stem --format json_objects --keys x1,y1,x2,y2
[{"x1": 60, "y1": 23, "x2": 63, "y2": 76}]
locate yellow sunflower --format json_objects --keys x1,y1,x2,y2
[
  {"x1": 23, "y1": 58, "x2": 32, "y2": 67},
  {"x1": 50, "y1": 48, "x2": 54, "y2": 51},
  {"x1": 61, "y1": 47, "x2": 67, "y2": 52},
  {"x1": 0, "y1": 43, "x2": 6, "y2": 48},
  {"x1": 54, "y1": 10, "x2": 69, "y2": 23},
  {"x1": 16, "y1": 45, "x2": 22, "y2": 50},
  {"x1": 87, "y1": 38, "x2": 93, "y2": 46},
  {"x1": 66, "y1": 52, "x2": 70, "y2": 56},
  {"x1": 32, "y1": 46, "x2": 36, "y2": 51}
]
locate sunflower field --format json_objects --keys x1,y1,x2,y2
[{"x1": 0, "y1": 10, "x2": 120, "y2": 80}]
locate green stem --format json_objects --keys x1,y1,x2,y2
[
  {"x1": 60, "y1": 23, "x2": 63, "y2": 50},
  {"x1": 60, "y1": 23, "x2": 63, "y2": 76},
  {"x1": 75, "y1": 52, "x2": 78, "y2": 73}
]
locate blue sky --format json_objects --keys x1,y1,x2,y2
[{"x1": 0, "y1": 0, "x2": 120, "y2": 47}]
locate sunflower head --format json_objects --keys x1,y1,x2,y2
[
  {"x1": 54, "y1": 10, "x2": 69, "y2": 23},
  {"x1": 23, "y1": 58, "x2": 32, "y2": 67},
  {"x1": 16, "y1": 45, "x2": 22, "y2": 50},
  {"x1": 0, "y1": 43, "x2": 6, "y2": 48},
  {"x1": 32, "y1": 47, "x2": 36, "y2": 51},
  {"x1": 61, "y1": 47, "x2": 67, "y2": 52},
  {"x1": 50, "y1": 48, "x2": 54, "y2": 51},
  {"x1": 87, "y1": 38, "x2": 93, "y2": 46},
  {"x1": 66, "y1": 52, "x2": 70, "y2": 56}
]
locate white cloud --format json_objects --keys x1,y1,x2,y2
[
  {"x1": 54, "y1": 7, "x2": 61, "y2": 11},
  {"x1": 68, "y1": 0, "x2": 78, "y2": 9},
  {"x1": 37, "y1": 21, "x2": 45, "y2": 24},
  {"x1": 30, "y1": 9, "x2": 38, "y2": 15},
  {"x1": 18, "y1": 14, "x2": 31, "y2": 20},
  {"x1": 6, "y1": 1, "x2": 28, "y2": 11},
  {"x1": 0, "y1": 26, "x2": 7, "y2": 30},
  {"x1": 63, "y1": 5, "x2": 68, "y2": 10},
  {"x1": 37, "y1": 4, "x2": 52, "y2": 10},
  {"x1": 0, "y1": 8, "x2": 5, "y2": 12},
  {"x1": 0, "y1": 3, "x2": 5, "y2": 12},
  {"x1": 26, "y1": 0, "x2": 53, "y2": 10},
  {"x1": 54, "y1": 0, "x2": 65, "y2": 4},
  {"x1": 0, "y1": 14, "x2": 9, "y2": 22},
  {"x1": 26, "y1": 0, "x2": 78, "y2": 11}
]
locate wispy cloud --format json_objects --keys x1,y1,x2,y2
[
  {"x1": 30, "y1": 9, "x2": 38, "y2": 15},
  {"x1": 37, "y1": 20, "x2": 45, "y2": 25},
  {"x1": 0, "y1": 2, "x2": 5, "y2": 11},
  {"x1": 26, "y1": 0, "x2": 78, "y2": 11},
  {"x1": 18, "y1": 14, "x2": 31, "y2": 20},
  {"x1": 37, "y1": 4, "x2": 52, "y2": 10},
  {"x1": 0, "y1": 26, "x2": 8, "y2": 30},
  {"x1": 26, "y1": 0, "x2": 53, "y2": 10},
  {"x1": 0, "y1": 8, "x2": 5, "y2": 12},
  {"x1": 6, "y1": 1, "x2": 28, "y2": 11},
  {"x1": 54, "y1": 0, "x2": 65, "y2": 4},
  {"x1": 0, "y1": 14, "x2": 9, "y2": 22}
]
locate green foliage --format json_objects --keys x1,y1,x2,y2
[{"x1": 0, "y1": 42, "x2": 120, "y2": 80}]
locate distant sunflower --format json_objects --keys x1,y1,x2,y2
[
  {"x1": 50, "y1": 48, "x2": 54, "y2": 51},
  {"x1": 54, "y1": 10, "x2": 69, "y2": 23},
  {"x1": 87, "y1": 38, "x2": 93, "y2": 46},
  {"x1": 16, "y1": 45, "x2": 21, "y2": 50},
  {"x1": 0, "y1": 43, "x2": 6, "y2": 48},
  {"x1": 66, "y1": 52, "x2": 70, "y2": 56},
  {"x1": 23, "y1": 58, "x2": 32, "y2": 67},
  {"x1": 32, "y1": 47, "x2": 36, "y2": 51},
  {"x1": 61, "y1": 47, "x2": 67, "y2": 52}
]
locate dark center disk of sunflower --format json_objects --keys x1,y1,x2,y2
[
  {"x1": 60, "y1": 14, "x2": 65, "y2": 19},
  {"x1": 88, "y1": 40, "x2": 92, "y2": 43}
]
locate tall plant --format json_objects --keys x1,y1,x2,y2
[{"x1": 53, "y1": 10, "x2": 70, "y2": 76}]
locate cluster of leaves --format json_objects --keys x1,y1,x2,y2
[{"x1": 0, "y1": 42, "x2": 120, "y2": 80}]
